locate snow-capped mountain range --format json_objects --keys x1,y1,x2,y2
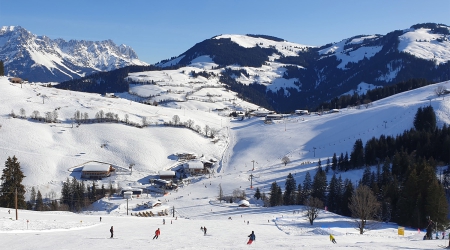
[
  {"x1": 0, "y1": 26, "x2": 148, "y2": 82},
  {"x1": 150, "y1": 23, "x2": 450, "y2": 111},
  {"x1": 61, "y1": 23, "x2": 450, "y2": 112}
]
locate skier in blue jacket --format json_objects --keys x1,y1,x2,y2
[{"x1": 247, "y1": 231, "x2": 255, "y2": 245}]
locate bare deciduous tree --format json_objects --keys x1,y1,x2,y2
[
  {"x1": 98, "y1": 110, "x2": 104, "y2": 122},
  {"x1": 232, "y1": 188, "x2": 246, "y2": 201},
  {"x1": 83, "y1": 112, "x2": 89, "y2": 123},
  {"x1": 74, "y1": 110, "x2": 81, "y2": 122},
  {"x1": 186, "y1": 119, "x2": 194, "y2": 129},
  {"x1": 349, "y1": 185, "x2": 380, "y2": 234},
  {"x1": 124, "y1": 114, "x2": 129, "y2": 124},
  {"x1": 52, "y1": 110, "x2": 58, "y2": 122},
  {"x1": 304, "y1": 196, "x2": 323, "y2": 225},
  {"x1": 204, "y1": 124, "x2": 210, "y2": 137},
  {"x1": 172, "y1": 115, "x2": 180, "y2": 125},
  {"x1": 142, "y1": 116, "x2": 148, "y2": 126},
  {"x1": 195, "y1": 125, "x2": 201, "y2": 133},
  {"x1": 209, "y1": 128, "x2": 218, "y2": 138},
  {"x1": 20, "y1": 108, "x2": 26, "y2": 118},
  {"x1": 31, "y1": 110, "x2": 40, "y2": 120},
  {"x1": 45, "y1": 112, "x2": 53, "y2": 123},
  {"x1": 435, "y1": 85, "x2": 446, "y2": 96},
  {"x1": 281, "y1": 155, "x2": 290, "y2": 166}
]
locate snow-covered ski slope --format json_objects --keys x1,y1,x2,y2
[{"x1": 0, "y1": 76, "x2": 450, "y2": 249}]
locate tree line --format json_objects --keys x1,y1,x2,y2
[
  {"x1": 255, "y1": 106, "x2": 449, "y2": 231},
  {"x1": 314, "y1": 78, "x2": 435, "y2": 112}
]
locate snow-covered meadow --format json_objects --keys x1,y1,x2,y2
[{"x1": 0, "y1": 74, "x2": 450, "y2": 249}]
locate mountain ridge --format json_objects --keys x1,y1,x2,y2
[{"x1": 0, "y1": 26, "x2": 148, "y2": 82}]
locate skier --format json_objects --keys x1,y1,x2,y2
[
  {"x1": 204, "y1": 226, "x2": 207, "y2": 235},
  {"x1": 110, "y1": 226, "x2": 114, "y2": 238},
  {"x1": 163, "y1": 218, "x2": 165, "y2": 225},
  {"x1": 247, "y1": 231, "x2": 255, "y2": 245},
  {"x1": 330, "y1": 234, "x2": 337, "y2": 244},
  {"x1": 443, "y1": 231, "x2": 446, "y2": 239},
  {"x1": 100, "y1": 217, "x2": 102, "y2": 222},
  {"x1": 153, "y1": 228, "x2": 160, "y2": 240}
]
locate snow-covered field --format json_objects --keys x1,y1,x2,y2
[{"x1": 0, "y1": 75, "x2": 450, "y2": 249}]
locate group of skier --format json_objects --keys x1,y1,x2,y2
[
  {"x1": 108, "y1": 224, "x2": 339, "y2": 245},
  {"x1": 200, "y1": 226, "x2": 207, "y2": 235}
]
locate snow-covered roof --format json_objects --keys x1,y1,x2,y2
[
  {"x1": 185, "y1": 161, "x2": 204, "y2": 169},
  {"x1": 121, "y1": 187, "x2": 143, "y2": 192},
  {"x1": 238, "y1": 200, "x2": 250, "y2": 207},
  {"x1": 158, "y1": 170, "x2": 175, "y2": 176},
  {"x1": 82, "y1": 162, "x2": 111, "y2": 172}
]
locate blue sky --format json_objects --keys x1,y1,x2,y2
[{"x1": 1, "y1": 0, "x2": 449, "y2": 64}]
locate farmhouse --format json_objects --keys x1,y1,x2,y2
[
  {"x1": 265, "y1": 114, "x2": 283, "y2": 121},
  {"x1": 145, "y1": 200, "x2": 162, "y2": 208},
  {"x1": 184, "y1": 160, "x2": 206, "y2": 175},
  {"x1": 81, "y1": 162, "x2": 114, "y2": 179},
  {"x1": 251, "y1": 110, "x2": 274, "y2": 117},
  {"x1": 9, "y1": 77, "x2": 23, "y2": 83},
  {"x1": 176, "y1": 153, "x2": 197, "y2": 161},
  {"x1": 203, "y1": 160, "x2": 214, "y2": 169},
  {"x1": 120, "y1": 187, "x2": 143, "y2": 196},
  {"x1": 158, "y1": 170, "x2": 176, "y2": 180},
  {"x1": 295, "y1": 110, "x2": 309, "y2": 115},
  {"x1": 329, "y1": 109, "x2": 340, "y2": 113},
  {"x1": 152, "y1": 179, "x2": 177, "y2": 190}
]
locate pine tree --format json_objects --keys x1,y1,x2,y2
[
  {"x1": 269, "y1": 182, "x2": 280, "y2": 207},
  {"x1": 101, "y1": 184, "x2": 106, "y2": 196},
  {"x1": 338, "y1": 153, "x2": 344, "y2": 171},
  {"x1": 311, "y1": 166, "x2": 327, "y2": 203},
  {"x1": 397, "y1": 168, "x2": 421, "y2": 226},
  {"x1": 380, "y1": 157, "x2": 392, "y2": 186},
  {"x1": 91, "y1": 181, "x2": 97, "y2": 201},
  {"x1": 283, "y1": 173, "x2": 296, "y2": 205},
  {"x1": 325, "y1": 158, "x2": 330, "y2": 173},
  {"x1": 361, "y1": 165, "x2": 372, "y2": 187},
  {"x1": 296, "y1": 183, "x2": 304, "y2": 205},
  {"x1": 0, "y1": 60, "x2": 4, "y2": 76},
  {"x1": 29, "y1": 186, "x2": 36, "y2": 210},
  {"x1": 0, "y1": 156, "x2": 26, "y2": 209},
  {"x1": 414, "y1": 106, "x2": 436, "y2": 132},
  {"x1": 254, "y1": 187, "x2": 261, "y2": 200},
  {"x1": 341, "y1": 179, "x2": 354, "y2": 217},
  {"x1": 332, "y1": 153, "x2": 338, "y2": 171},
  {"x1": 61, "y1": 178, "x2": 71, "y2": 209},
  {"x1": 327, "y1": 173, "x2": 340, "y2": 213},
  {"x1": 344, "y1": 152, "x2": 349, "y2": 171},
  {"x1": 277, "y1": 186, "x2": 283, "y2": 206},
  {"x1": 425, "y1": 179, "x2": 448, "y2": 230},
  {"x1": 35, "y1": 190, "x2": 43, "y2": 211},
  {"x1": 302, "y1": 172, "x2": 312, "y2": 200},
  {"x1": 350, "y1": 139, "x2": 364, "y2": 169}
]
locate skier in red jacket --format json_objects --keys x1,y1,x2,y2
[{"x1": 153, "y1": 228, "x2": 160, "y2": 239}]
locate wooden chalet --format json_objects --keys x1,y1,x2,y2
[{"x1": 81, "y1": 162, "x2": 114, "y2": 180}]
